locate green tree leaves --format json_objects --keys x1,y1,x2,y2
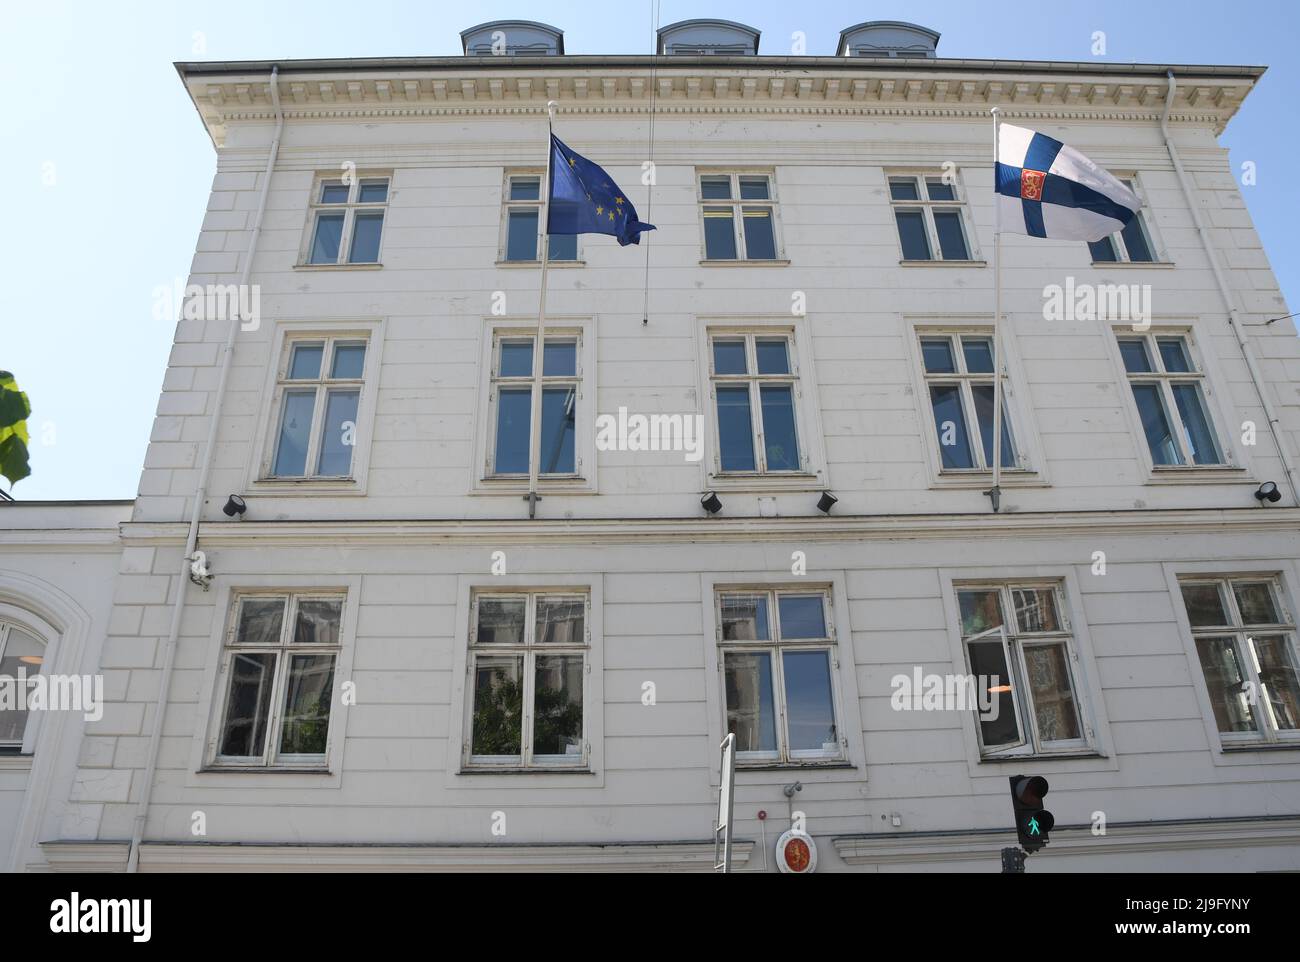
[{"x1": 0, "y1": 371, "x2": 32, "y2": 487}]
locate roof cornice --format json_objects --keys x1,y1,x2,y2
[{"x1": 179, "y1": 60, "x2": 1259, "y2": 146}]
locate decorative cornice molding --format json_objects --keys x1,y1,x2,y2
[
  {"x1": 188, "y1": 68, "x2": 1253, "y2": 145},
  {"x1": 116, "y1": 508, "x2": 1300, "y2": 549}
]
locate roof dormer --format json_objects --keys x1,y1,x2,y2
[
  {"x1": 461, "y1": 20, "x2": 565, "y2": 56},
  {"x1": 837, "y1": 21, "x2": 940, "y2": 58},
  {"x1": 656, "y1": 18, "x2": 760, "y2": 56}
]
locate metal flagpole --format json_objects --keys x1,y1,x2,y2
[
  {"x1": 525, "y1": 100, "x2": 559, "y2": 519},
  {"x1": 988, "y1": 106, "x2": 1004, "y2": 513}
]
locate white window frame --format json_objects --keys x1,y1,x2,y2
[
  {"x1": 470, "y1": 316, "x2": 598, "y2": 496},
  {"x1": 887, "y1": 170, "x2": 981, "y2": 263},
  {"x1": 1088, "y1": 176, "x2": 1164, "y2": 264},
  {"x1": 463, "y1": 589, "x2": 591, "y2": 770},
  {"x1": 916, "y1": 330, "x2": 1025, "y2": 474},
  {"x1": 952, "y1": 580, "x2": 1099, "y2": 759},
  {"x1": 695, "y1": 317, "x2": 828, "y2": 492},
  {"x1": 700, "y1": 572, "x2": 866, "y2": 784},
  {"x1": 0, "y1": 617, "x2": 49, "y2": 755},
  {"x1": 904, "y1": 320, "x2": 1046, "y2": 489},
  {"x1": 207, "y1": 589, "x2": 347, "y2": 770},
  {"x1": 1109, "y1": 325, "x2": 1242, "y2": 478},
  {"x1": 1178, "y1": 574, "x2": 1300, "y2": 746},
  {"x1": 498, "y1": 170, "x2": 581, "y2": 265},
  {"x1": 247, "y1": 319, "x2": 384, "y2": 495},
  {"x1": 298, "y1": 172, "x2": 391, "y2": 267},
  {"x1": 697, "y1": 170, "x2": 784, "y2": 262},
  {"x1": 715, "y1": 586, "x2": 846, "y2": 766},
  {"x1": 707, "y1": 330, "x2": 806, "y2": 477}
]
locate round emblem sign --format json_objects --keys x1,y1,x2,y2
[{"x1": 775, "y1": 830, "x2": 817, "y2": 874}]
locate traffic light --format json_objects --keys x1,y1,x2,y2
[{"x1": 1009, "y1": 775, "x2": 1054, "y2": 854}]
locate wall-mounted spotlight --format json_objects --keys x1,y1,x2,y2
[
  {"x1": 222, "y1": 494, "x2": 248, "y2": 518},
  {"x1": 1254, "y1": 481, "x2": 1282, "y2": 504},
  {"x1": 816, "y1": 491, "x2": 837, "y2": 514},
  {"x1": 701, "y1": 491, "x2": 722, "y2": 515}
]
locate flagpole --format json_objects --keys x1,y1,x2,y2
[
  {"x1": 525, "y1": 100, "x2": 558, "y2": 519},
  {"x1": 989, "y1": 106, "x2": 1004, "y2": 513}
]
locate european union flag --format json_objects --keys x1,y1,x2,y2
[{"x1": 547, "y1": 134, "x2": 655, "y2": 247}]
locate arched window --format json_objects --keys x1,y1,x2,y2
[{"x1": 0, "y1": 620, "x2": 46, "y2": 752}]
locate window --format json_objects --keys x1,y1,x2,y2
[
  {"x1": 487, "y1": 332, "x2": 580, "y2": 478},
  {"x1": 956, "y1": 583, "x2": 1089, "y2": 756},
  {"x1": 268, "y1": 336, "x2": 368, "y2": 479},
  {"x1": 919, "y1": 333, "x2": 1017, "y2": 471},
  {"x1": 212, "y1": 592, "x2": 343, "y2": 767},
  {"x1": 699, "y1": 172, "x2": 779, "y2": 261},
  {"x1": 0, "y1": 621, "x2": 45, "y2": 751},
  {"x1": 304, "y1": 176, "x2": 389, "y2": 265},
  {"x1": 1088, "y1": 180, "x2": 1155, "y2": 263},
  {"x1": 709, "y1": 331, "x2": 804, "y2": 474},
  {"x1": 1117, "y1": 332, "x2": 1224, "y2": 466},
  {"x1": 502, "y1": 173, "x2": 577, "y2": 262},
  {"x1": 467, "y1": 590, "x2": 589, "y2": 768},
  {"x1": 889, "y1": 175, "x2": 973, "y2": 261},
  {"x1": 717, "y1": 588, "x2": 843, "y2": 764},
  {"x1": 1180, "y1": 577, "x2": 1300, "y2": 743}
]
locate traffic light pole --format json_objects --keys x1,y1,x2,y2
[{"x1": 1000, "y1": 847, "x2": 1027, "y2": 873}]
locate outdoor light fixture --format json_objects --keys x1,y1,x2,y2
[
  {"x1": 1254, "y1": 481, "x2": 1282, "y2": 504},
  {"x1": 701, "y1": 491, "x2": 722, "y2": 515},
  {"x1": 222, "y1": 494, "x2": 247, "y2": 518},
  {"x1": 816, "y1": 491, "x2": 837, "y2": 514}
]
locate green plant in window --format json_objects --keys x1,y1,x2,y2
[{"x1": 472, "y1": 676, "x2": 523, "y2": 755}]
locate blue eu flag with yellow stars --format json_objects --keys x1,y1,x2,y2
[{"x1": 547, "y1": 134, "x2": 655, "y2": 247}]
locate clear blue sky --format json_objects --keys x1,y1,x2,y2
[{"x1": 3, "y1": 0, "x2": 1295, "y2": 500}]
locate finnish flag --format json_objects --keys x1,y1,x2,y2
[{"x1": 996, "y1": 123, "x2": 1141, "y2": 243}]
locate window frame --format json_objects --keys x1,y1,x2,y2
[
  {"x1": 916, "y1": 331, "x2": 1026, "y2": 474},
  {"x1": 486, "y1": 331, "x2": 581, "y2": 480},
  {"x1": 707, "y1": 330, "x2": 806, "y2": 477},
  {"x1": 498, "y1": 170, "x2": 581, "y2": 265},
  {"x1": 695, "y1": 317, "x2": 829, "y2": 492},
  {"x1": 471, "y1": 316, "x2": 598, "y2": 496},
  {"x1": 0, "y1": 618, "x2": 48, "y2": 755},
  {"x1": 299, "y1": 173, "x2": 391, "y2": 267},
  {"x1": 464, "y1": 589, "x2": 591, "y2": 770},
  {"x1": 715, "y1": 586, "x2": 846, "y2": 766},
  {"x1": 887, "y1": 171, "x2": 980, "y2": 263},
  {"x1": 1112, "y1": 327, "x2": 1236, "y2": 473},
  {"x1": 1178, "y1": 574, "x2": 1300, "y2": 746},
  {"x1": 953, "y1": 580, "x2": 1097, "y2": 759},
  {"x1": 248, "y1": 320, "x2": 384, "y2": 495},
  {"x1": 208, "y1": 590, "x2": 347, "y2": 770},
  {"x1": 1088, "y1": 176, "x2": 1163, "y2": 264},
  {"x1": 696, "y1": 170, "x2": 784, "y2": 263},
  {"x1": 904, "y1": 321, "x2": 1045, "y2": 488}
]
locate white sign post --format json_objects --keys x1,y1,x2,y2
[{"x1": 715, "y1": 732, "x2": 736, "y2": 873}]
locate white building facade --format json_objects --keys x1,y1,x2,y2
[{"x1": 3, "y1": 19, "x2": 1300, "y2": 872}]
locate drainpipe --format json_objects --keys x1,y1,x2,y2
[
  {"x1": 1158, "y1": 69, "x2": 1300, "y2": 504},
  {"x1": 126, "y1": 66, "x2": 284, "y2": 873}
]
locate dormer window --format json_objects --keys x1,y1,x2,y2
[
  {"x1": 656, "y1": 18, "x2": 760, "y2": 56},
  {"x1": 837, "y1": 21, "x2": 939, "y2": 58},
  {"x1": 461, "y1": 20, "x2": 564, "y2": 56}
]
